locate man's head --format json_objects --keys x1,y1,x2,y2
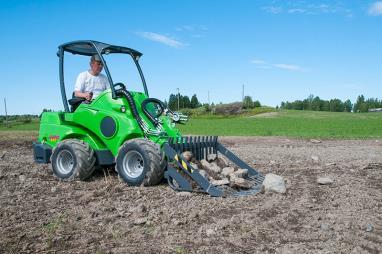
[{"x1": 90, "y1": 54, "x2": 103, "y2": 76}]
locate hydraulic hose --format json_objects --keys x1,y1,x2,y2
[
  {"x1": 141, "y1": 98, "x2": 165, "y2": 127},
  {"x1": 116, "y1": 89, "x2": 148, "y2": 133}
]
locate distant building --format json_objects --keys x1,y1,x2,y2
[{"x1": 368, "y1": 108, "x2": 382, "y2": 113}]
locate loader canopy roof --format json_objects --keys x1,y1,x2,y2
[{"x1": 58, "y1": 40, "x2": 143, "y2": 59}]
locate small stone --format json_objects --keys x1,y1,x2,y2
[
  {"x1": 310, "y1": 139, "x2": 322, "y2": 144},
  {"x1": 18, "y1": 175, "x2": 26, "y2": 182},
  {"x1": 317, "y1": 176, "x2": 334, "y2": 185},
  {"x1": 51, "y1": 186, "x2": 57, "y2": 193},
  {"x1": 206, "y1": 228, "x2": 215, "y2": 236},
  {"x1": 0, "y1": 151, "x2": 6, "y2": 159},
  {"x1": 207, "y1": 154, "x2": 217, "y2": 162},
  {"x1": 320, "y1": 223, "x2": 329, "y2": 231},
  {"x1": 366, "y1": 224, "x2": 373, "y2": 232},
  {"x1": 311, "y1": 155, "x2": 319, "y2": 162},
  {"x1": 234, "y1": 168, "x2": 248, "y2": 178},
  {"x1": 263, "y1": 173, "x2": 286, "y2": 194},
  {"x1": 176, "y1": 191, "x2": 192, "y2": 197},
  {"x1": 211, "y1": 179, "x2": 230, "y2": 186},
  {"x1": 133, "y1": 217, "x2": 147, "y2": 225},
  {"x1": 181, "y1": 151, "x2": 193, "y2": 162},
  {"x1": 221, "y1": 167, "x2": 235, "y2": 176}
]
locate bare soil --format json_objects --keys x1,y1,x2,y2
[{"x1": 1, "y1": 133, "x2": 381, "y2": 253}]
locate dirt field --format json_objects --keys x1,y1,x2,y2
[{"x1": 1, "y1": 132, "x2": 381, "y2": 253}]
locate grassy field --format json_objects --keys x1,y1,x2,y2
[
  {"x1": 177, "y1": 110, "x2": 382, "y2": 138},
  {"x1": 1, "y1": 110, "x2": 381, "y2": 138},
  {"x1": 0, "y1": 119, "x2": 40, "y2": 131}
]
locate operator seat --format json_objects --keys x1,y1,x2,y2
[{"x1": 68, "y1": 92, "x2": 85, "y2": 112}]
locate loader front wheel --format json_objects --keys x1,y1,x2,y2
[
  {"x1": 51, "y1": 139, "x2": 96, "y2": 181},
  {"x1": 116, "y1": 138, "x2": 166, "y2": 186}
]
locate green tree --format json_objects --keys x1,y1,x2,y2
[
  {"x1": 182, "y1": 96, "x2": 191, "y2": 108},
  {"x1": 190, "y1": 94, "x2": 200, "y2": 108},
  {"x1": 329, "y1": 99, "x2": 344, "y2": 112},
  {"x1": 343, "y1": 99, "x2": 353, "y2": 112},
  {"x1": 242, "y1": 96, "x2": 253, "y2": 109},
  {"x1": 353, "y1": 95, "x2": 365, "y2": 112},
  {"x1": 311, "y1": 96, "x2": 321, "y2": 111},
  {"x1": 168, "y1": 94, "x2": 178, "y2": 111}
]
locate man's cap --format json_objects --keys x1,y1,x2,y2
[{"x1": 91, "y1": 54, "x2": 102, "y2": 62}]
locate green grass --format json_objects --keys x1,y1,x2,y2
[
  {"x1": 177, "y1": 110, "x2": 382, "y2": 138},
  {"x1": 2, "y1": 110, "x2": 381, "y2": 139},
  {"x1": 0, "y1": 119, "x2": 40, "y2": 131}
]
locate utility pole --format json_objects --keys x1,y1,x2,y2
[
  {"x1": 4, "y1": 98, "x2": 8, "y2": 127},
  {"x1": 242, "y1": 84, "x2": 244, "y2": 102},
  {"x1": 177, "y1": 88, "x2": 180, "y2": 111},
  {"x1": 208, "y1": 90, "x2": 210, "y2": 105}
]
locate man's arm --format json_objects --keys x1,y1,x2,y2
[{"x1": 74, "y1": 91, "x2": 93, "y2": 100}]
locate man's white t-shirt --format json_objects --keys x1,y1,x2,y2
[{"x1": 74, "y1": 71, "x2": 110, "y2": 99}]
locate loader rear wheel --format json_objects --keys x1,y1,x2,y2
[
  {"x1": 116, "y1": 138, "x2": 166, "y2": 186},
  {"x1": 51, "y1": 139, "x2": 96, "y2": 181}
]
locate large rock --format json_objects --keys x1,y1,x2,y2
[
  {"x1": 229, "y1": 176, "x2": 253, "y2": 189},
  {"x1": 211, "y1": 179, "x2": 230, "y2": 186},
  {"x1": 263, "y1": 173, "x2": 286, "y2": 194},
  {"x1": 221, "y1": 167, "x2": 235, "y2": 177},
  {"x1": 207, "y1": 154, "x2": 217, "y2": 162},
  {"x1": 181, "y1": 151, "x2": 193, "y2": 162},
  {"x1": 234, "y1": 168, "x2": 248, "y2": 178},
  {"x1": 217, "y1": 156, "x2": 229, "y2": 168},
  {"x1": 189, "y1": 162, "x2": 199, "y2": 170},
  {"x1": 200, "y1": 159, "x2": 222, "y2": 178}
]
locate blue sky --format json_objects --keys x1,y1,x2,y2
[{"x1": 1, "y1": 0, "x2": 381, "y2": 114}]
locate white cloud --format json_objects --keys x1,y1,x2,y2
[
  {"x1": 261, "y1": 2, "x2": 353, "y2": 17},
  {"x1": 251, "y1": 59, "x2": 307, "y2": 72},
  {"x1": 176, "y1": 25, "x2": 208, "y2": 32},
  {"x1": 288, "y1": 8, "x2": 306, "y2": 14},
  {"x1": 273, "y1": 63, "x2": 306, "y2": 72},
  {"x1": 369, "y1": 1, "x2": 382, "y2": 16},
  {"x1": 251, "y1": 59, "x2": 267, "y2": 64},
  {"x1": 262, "y1": 6, "x2": 283, "y2": 14},
  {"x1": 137, "y1": 32, "x2": 186, "y2": 48}
]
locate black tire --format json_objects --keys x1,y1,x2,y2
[
  {"x1": 116, "y1": 138, "x2": 166, "y2": 186},
  {"x1": 51, "y1": 139, "x2": 96, "y2": 181}
]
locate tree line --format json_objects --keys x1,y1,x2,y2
[
  {"x1": 165, "y1": 93, "x2": 262, "y2": 112},
  {"x1": 280, "y1": 95, "x2": 381, "y2": 113},
  {"x1": 165, "y1": 94, "x2": 201, "y2": 111}
]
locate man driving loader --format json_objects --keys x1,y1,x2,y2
[{"x1": 74, "y1": 54, "x2": 110, "y2": 101}]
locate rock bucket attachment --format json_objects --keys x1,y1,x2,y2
[{"x1": 163, "y1": 136, "x2": 264, "y2": 197}]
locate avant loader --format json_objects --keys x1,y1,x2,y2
[{"x1": 33, "y1": 40, "x2": 264, "y2": 197}]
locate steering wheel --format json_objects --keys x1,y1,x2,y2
[
  {"x1": 113, "y1": 82, "x2": 126, "y2": 91},
  {"x1": 141, "y1": 98, "x2": 165, "y2": 125}
]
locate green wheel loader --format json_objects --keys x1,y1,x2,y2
[{"x1": 33, "y1": 40, "x2": 264, "y2": 197}]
